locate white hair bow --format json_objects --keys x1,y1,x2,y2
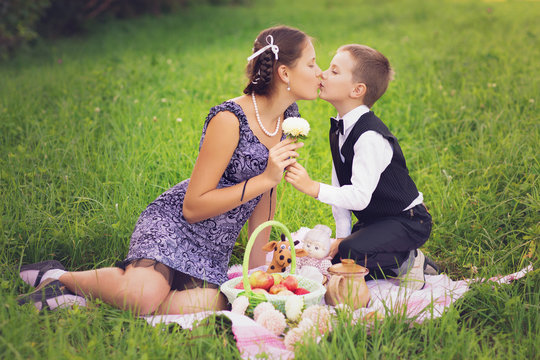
[{"x1": 247, "y1": 35, "x2": 279, "y2": 62}]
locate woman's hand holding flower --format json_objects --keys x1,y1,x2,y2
[{"x1": 264, "y1": 138, "x2": 303, "y2": 186}]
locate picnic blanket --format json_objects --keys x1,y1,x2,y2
[{"x1": 144, "y1": 264, "x2": 533, "y2": 360}]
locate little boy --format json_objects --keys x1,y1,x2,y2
[{"x1": 285, "y1": 44, "x2": 433, "y2": 290}]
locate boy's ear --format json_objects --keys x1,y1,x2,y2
[{"x1": 351, "y1": 83, "x2": 367, "y2": 99}]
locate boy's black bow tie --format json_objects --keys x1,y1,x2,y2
[{"x1": 330, "y1": 117, "x2": 344, "y2": 135}]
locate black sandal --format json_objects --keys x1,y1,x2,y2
[
  {"x1": 17, "y1": 279, "x2": 86, "y2": 311},
  {"x1": 424, "y1": 256, "x2": 440, "y2": 275},
  {"x1": 19, "y1": 260, "x2": 65, "y2": 287}
]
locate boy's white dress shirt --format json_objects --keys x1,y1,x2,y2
[{"x1": 317, "y1": 105, "x2": 423, "y2": 238}]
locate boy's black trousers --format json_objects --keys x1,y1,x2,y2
[{"x1": 331, "y1": 203, "x2": 432, "y2": 278}]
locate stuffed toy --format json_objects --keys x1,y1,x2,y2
[
  {"x1": 296, "y1": 225, "x2": 333, "y2": 280},
  {"x1": 262, "y1": 234, "x2": 308, "y2": 274}
]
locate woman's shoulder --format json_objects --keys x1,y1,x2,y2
[
  {"x1": 284, "y1": 102, "x2": 300, "y2": 118},
  {"x1": 207, "y1": 100, "x2": 245, "y2": 120},
  {"x1": 199, "y1": 101, "x2": 243, "y2": 150}
]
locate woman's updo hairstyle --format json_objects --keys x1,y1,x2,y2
[{"x1": 244, "y1": 25, "x2": 309, "y2": 96}]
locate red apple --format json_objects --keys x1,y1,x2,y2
[
  {"x1": 269, "y1": 283, "x2": 288, "y2": 294},
  {"x1": 281, "y1": 276, "x2": 299, "y2": 291},
  {"x1": 234, "y1": 282, "x2": 244, "y2": 289},
  {"x1": 249, "y1": 270, "x2": 274, "y2": 290},
  {"x1": 294, "y1": 287, "x2": 310, "y2": 295}
]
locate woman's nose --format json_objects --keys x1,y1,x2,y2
[{"x1": 320, "y1": 70, "x2": 328, "y2": 80}]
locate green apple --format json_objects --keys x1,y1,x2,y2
[{"x1": 271, "y1": 273, "x2": 283, "y2": 285}]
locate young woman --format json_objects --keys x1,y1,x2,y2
[{"x1": 19, "y1": 25, "x2": 322, "y2": 315}]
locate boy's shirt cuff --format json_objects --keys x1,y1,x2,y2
[
  {"x1": 335, "y1": 220, "x2": 352, "y2": 238},
  {"x1": 316, "y1": 182, "x2": 335, "y2": 204},
  {"x1": 318, "y1": 182, "x2": 353, "y2": 238}
]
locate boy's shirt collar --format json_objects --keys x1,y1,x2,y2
[{"x1": 337, "y1": 105, "x2": 370, "y2": 134}]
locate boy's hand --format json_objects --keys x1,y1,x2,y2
[
  {"x1": 328, "y1": 238, "x2": 343, "y2": 259},
  {"x1": 284, "y1": 162, "x2": 320, "y2": 198},
  {"x1": 265, "y1": 139, "x2": 303, "y2": 186}
]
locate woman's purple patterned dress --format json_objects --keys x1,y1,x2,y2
[{"x1": 125, "y1": 101, "x2": 300, "y2": 286}]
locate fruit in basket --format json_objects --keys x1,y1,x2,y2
[
  {"x1": 271, "y1": 273, "x2": 283, "y2": 285},
  {"x1": 234, "y1": 282, "x2": 244, "y2": 289},
  {"x1": 249, "y1": 270, "x2": 274, "y2": 290},
  {"x1": 294, "y1": 287, "x2": 310, "y2": 295},
  {"x1": 277, "y1": 289, "x2": 294, "y2": 296},
  {"x1": 252, "y1": 288, "x2": 269, "y2": 295},
  {"x1": 281, "y1": 275, "x2": 299, "y2": 291},
  {"x1": 269, "y1": 283, "x2": 288, "y2": 294}
]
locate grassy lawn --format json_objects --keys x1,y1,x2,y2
[{"x1": 1, "y1": 0, "x2": 538, "y2": 358}]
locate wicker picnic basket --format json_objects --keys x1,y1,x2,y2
[{"x1": 220, "y1": 220, "x2": 326, "y2": 313}]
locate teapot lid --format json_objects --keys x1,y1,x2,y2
[{"x1": 328, "y1": 259, "x2": 369, "y2": 276}]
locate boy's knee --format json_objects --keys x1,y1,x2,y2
[
  {"x1": 338, "y1": 239, "x2": 353, "y2": 257},
  {"x1": 338, "y1": 239, "x2": 365, "y2": 262}
]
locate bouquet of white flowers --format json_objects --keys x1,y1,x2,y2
[{"x1": 282, "y1": 117, "x2": 310, "y2": 140}]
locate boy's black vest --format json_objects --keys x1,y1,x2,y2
[{"x1": 329, "y1": 111, "x2": 419, "y2": 222}]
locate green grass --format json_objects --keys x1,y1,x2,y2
[{"x1": 1, "y1": 0, "x2": 539, "y2": 358}]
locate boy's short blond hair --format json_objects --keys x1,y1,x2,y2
[{"x1": 338, "y1": 44, "x2": 394, "y2": 108}]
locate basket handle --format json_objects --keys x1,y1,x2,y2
[{"x1": 242, "y1": 220, "x2": 296, "y2": 292}]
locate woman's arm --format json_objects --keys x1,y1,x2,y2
[
  {"x1": 246, "y1": 187, "x2": 277, "y2": 268},
  {"x1": 183, "y1": 111, "x2": 300, "y2": 223}
]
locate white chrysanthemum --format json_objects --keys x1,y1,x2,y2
[
  {"x1": 301, "y1": 305, "x2": 332, "y2": 334},
  {"x1": 284, "y1": 319, "x2": 318, "y2": 351},
  {"x1": 282, "y1": 117, "x2": 310, "y2": 138},
  {"x1": 285, "y1": 295, "x2": 304, "y2": 321},
  {"x1": 256, "y1": 309, "x2": 287, "y2": 336},
  {"x1": 297, "y1": 318, "x2": 315, "y2": 331},
  {"x1": 284, "y1": 326, "x2": 306, "y2": 351},
  {"x1": 253, "y1": 301, "x2": 275, "y2": 321},
  {"x1": 231, "y1": 296, "x2": 250, "y2": 315}
]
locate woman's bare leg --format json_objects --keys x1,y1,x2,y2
[
  {"x1": 155, "y1": 287, "x2": 228, "y2": 315},
  {"x1": 58, "y1": 265, "x2": 170, "y2": 315}
]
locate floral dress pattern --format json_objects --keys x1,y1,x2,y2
[{"x1": 125, "y1": 101, "x2": 300, "y2": 285}]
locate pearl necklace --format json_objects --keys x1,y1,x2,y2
[{"x1": 251, "y1": 92, "x2": 280, "y2": 137}]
